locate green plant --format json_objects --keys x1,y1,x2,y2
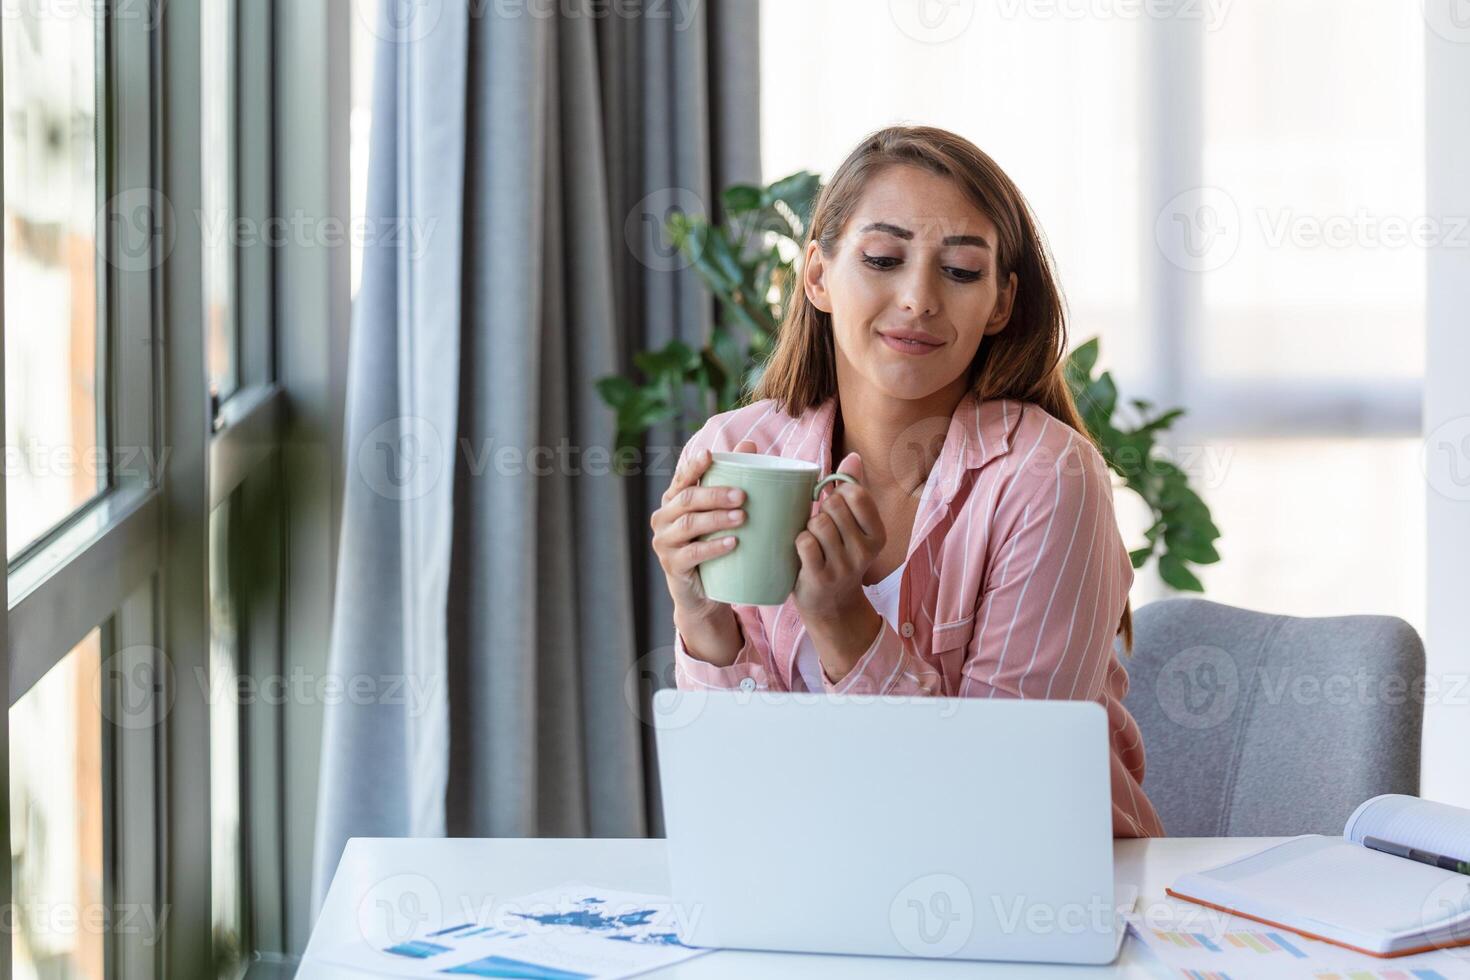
[{"x1": 598, "y1": 172, "x2": 1221, "y2": 591}]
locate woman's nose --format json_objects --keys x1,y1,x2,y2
[{"x1": 898, "y1": 268, "x2": 940, "y2": 318}]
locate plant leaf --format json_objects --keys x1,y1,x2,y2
[
  {"x1": 595, "y1": 375, "x2": 634, "y2": 408},
  {"x1": 1158, "y1": 552, "x2": 1205, "y2": 592},
  {"x1": 721, "y1": 184, "x2": 762, "y2": 214}
]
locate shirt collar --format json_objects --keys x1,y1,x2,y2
[{"x1": 779, "y1": 390, "x2": 1023, "y2": 482}]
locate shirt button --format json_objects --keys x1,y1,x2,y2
[
  {"x1": 900, "y1": 622, "x2": 915, "y2": 638},
  {"x1": 738, "y1": 677, "x2": 757, "y2": 692}
]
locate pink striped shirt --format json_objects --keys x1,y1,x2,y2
[{"x1": 670, "y1": 392, "x2": 1164, "y2": 838}]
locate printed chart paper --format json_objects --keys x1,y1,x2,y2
[
  {"x1": 322, "y1": 881, "x2": 713, "y2": 979},
  {"x1": 1127, "y1": 901, "x2": 1470, "y2": 980}
]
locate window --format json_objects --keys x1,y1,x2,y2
[
  {"x1": 0, "y1": 0, "x2": 318, "y2": 975},
  {"x1": 2, "y1": 0, "x2": 106, "y2": 558},
  {"x1": 9, "y1": 629, "x2": 103, "y2": 980},
  {"x1": 760, "y1": 0, "x2": 1424, "y2": 634},
  {"x1": 203, "y1": 0, "x2": 240, "y2": 401}
]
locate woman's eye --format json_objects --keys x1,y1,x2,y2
[
  {"x1": 861, "y1": 253, "x2": 900, "y2": 270},
  {"x1": 946, "y1": 267, "x2": 983, "y2": 283}
]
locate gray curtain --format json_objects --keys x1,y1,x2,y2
[{"x1": 311, "y1": 0, "x2": 761, "y2": 911}]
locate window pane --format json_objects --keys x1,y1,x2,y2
[
  {"x1": 1199, "y1": 0, "x2": 1425, "y2": 379},
  {"x1": 1185, "y1": 438, "x2": 1425, "y2": 634},
  {"x1": 2, "y1": 0, "x2": 106, "y2": 557},
  {"x1": 210, "y1": 490, "x2": 245, "y2": 971},
  {"x1": 203, "y1": 0, "x2": 238, "y2": 399},
  {"x1": 759, "y1": 1, "x2": 1149, "y2": 386},
  {"x1": 10, "y1": 628, "x2": 104, "y2": 980},
  {"x1": 351, "y1": 0, "x2": 377, "y2": 300}
]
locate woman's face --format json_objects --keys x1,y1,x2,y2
[{"x1": 803, "y1": 164, "x2": 1018, "y2": 404}]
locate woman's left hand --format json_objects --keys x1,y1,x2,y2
[{"x1": 792, "y1": 452, "x2": 887, "y2": 624}]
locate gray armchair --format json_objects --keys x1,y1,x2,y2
[{"x1": 1119, "y1": 598, "x2": 1424, "y2": 837}]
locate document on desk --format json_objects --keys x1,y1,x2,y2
[
  {"x1": 320, "y1": 881, "x2": 714, "y2": 978},
  {"x1": 1126, "y1": 900, "x2": 1470, "y2": 979}
]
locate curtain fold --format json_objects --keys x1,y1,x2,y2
[{"x1": 313, "y1": 0, "x2": 761, "y2": 913}]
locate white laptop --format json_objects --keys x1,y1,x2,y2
[{"x1": 651, "y1": 689, "x2": 1131, "y2": 965}]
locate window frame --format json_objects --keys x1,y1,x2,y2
[
  {"x1": 1, "y1": 0, "x2": 345, "y2": 976},
  {"x1": 1141, "y1": 8, "x2": 1423, "y2": 444}
]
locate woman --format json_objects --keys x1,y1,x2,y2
[{"x1": 649, "y1": 125, "x2": 1163, "y2": 837}]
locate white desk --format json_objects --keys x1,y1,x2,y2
[{"x1": 299, "y1": 836, "x2": 1285, "y2": 978}]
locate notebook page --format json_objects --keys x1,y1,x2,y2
[
  {"x1": 1344, "y1": 794, "x2": 1470, "y2": 863},
  {"x1": 1175, "y1": 836, "x2": 1470, "y2": 940}
]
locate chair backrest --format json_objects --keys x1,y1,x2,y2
[{"x1": 1119, "y1": 597, "x2": 1424, "y2": 837}]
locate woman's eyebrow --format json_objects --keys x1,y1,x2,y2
[{"x1": 859, "y1": 221, "x2": 991, "y2": 249}]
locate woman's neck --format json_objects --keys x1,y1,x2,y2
[{"x1": 833, "y1": 375, "x2": 969, "y2": 501}]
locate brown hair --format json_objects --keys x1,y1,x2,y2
[{"x1": 751, "y1": 124, "x2": 1133, "y2": 652}]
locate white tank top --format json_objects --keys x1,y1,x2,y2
[{"x1": 794, "y1": 560, "x2": 906, "y2": 692}]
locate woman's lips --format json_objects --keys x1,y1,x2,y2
[{"x1": 879, "y1": 333, "x2": 944, "y2": 355}]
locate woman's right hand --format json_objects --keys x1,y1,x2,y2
[{"x1": 651, "y1": 439, "x2": 757, "y2": 619}]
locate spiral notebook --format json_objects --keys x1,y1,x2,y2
[{"x1": 1166, "y1": 795, "x2": 1470, "y2": 958}]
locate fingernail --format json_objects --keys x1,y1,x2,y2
[
  {"x1": 727, "y1": 509, "x2": 743, "y2": 520},
  {"x1": 726, "y1": 489, "x2": 742, "y2": 504},
  {"x1": 723, "y1": 537, "x2": 736, "y2": 547}
]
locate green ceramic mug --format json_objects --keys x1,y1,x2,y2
[{"x1": 696, "y1": 452, "x2": 859, "y2": 606}]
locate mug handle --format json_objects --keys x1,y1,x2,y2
[{"x1": 812, "y1": 472, "x2": 858, "y2": 501}]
